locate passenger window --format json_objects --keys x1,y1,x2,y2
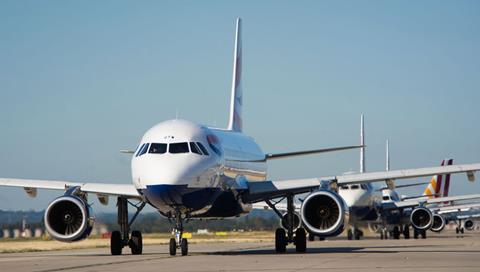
[
  {"x1": 149, "y1": 143, "x2": 167, "y2": 154},
  {"x1": 196, "y1": 142, "x2": 209, "y2": 155},
  {"x1": 351, "y1": 185, "x2": 359, "y2": 190},
  {"x1": 169, "y1": 142, "x2": 189, "y2": 154},
  {"x1": 190, "y1": 142, "x2": 202, "y2": 155},
  {"x1": 138, "y1": 143, "x2": 150, "y2": 157}
]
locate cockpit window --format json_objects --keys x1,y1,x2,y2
[
  {"x1": 360, "y1": 184, "x2": 367, "y2": 190},
  {"x1": 169, "y1": 142, "x2": 189, "y2": 154},
  {"x1": 340, "y1": 185, "x2": 349, "y2": 190},
  {"x1": 196, "y1": 142, "x2": 209, "y2": 155},
  {"x1": 382, "y1": 196, "x2": 390, "y2": 201},
  {"x1": 190, "y1": 142, "x2": 202, "y2": 155},
  {"x1": 135, "y1": 144, "x2": 145, "y2": 157},
  {"x1": 149, "y1": 143, "x2": 167, "y2": 154},
  {"x1": 137, "y1": 143, "x2": 150, "y2": 157},
  {"x1": 351, "y1": 185, "x2": 359, "y2": 190},
  {"x1": 207, "y1": 134, "x2": 222, "y2": 156}
]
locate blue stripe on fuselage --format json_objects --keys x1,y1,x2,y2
[{"x1": 140, "y1": 184, "x2": 247, "y2": 217}]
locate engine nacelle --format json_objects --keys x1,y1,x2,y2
[
  {"x1": 300, "y1": 190, "x2": 347, "y2": 236},
  {"x1": 410, "y1": 207, "x2": 433, "y2": 230},
  {"x1": 280, "y1": 212, "x2": 301, "y2": 231},
  {"x1": 464, "y1": 219, "x2": 475, "y2": 231},
  {"x1": 44, "y1": 195, "x2": 94, "y2": 242},
  {"x1": 430, "y1": 214, "x2": 445, "y2": 232}
]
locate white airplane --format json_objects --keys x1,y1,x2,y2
[{"x1": 2, "y1": 18, "x2": 480, "y2": 256}]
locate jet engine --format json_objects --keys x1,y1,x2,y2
[
  {"x1": 430, "y1": 214, "x2": 445, "y2": 232},
  {"x1": 410, "y1": 207, "x2": 433, "y2": 230},
  {"x1": 300, "y1": 190, "x2": 347, "y2": 236},
  {"x1": 44, "y1": 194, "x2": 94, "y2": 242},
  {"x1": 464, "y1": 219, "x2": 475, "y2": 231},
  {"x1": 280, "y1": 212, "x2": 301, "y2": 231}
]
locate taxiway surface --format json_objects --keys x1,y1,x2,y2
[{"x1": 1, "y1": 233, "x2": 479, "y2": 272}]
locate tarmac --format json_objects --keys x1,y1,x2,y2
[{"x1": 1, "y1": 231, "x2": 479, "y2": 272}]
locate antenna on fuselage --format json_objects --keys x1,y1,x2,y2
[{"x1": 360, "y1": 114, "x2": 365, "y2": 173}]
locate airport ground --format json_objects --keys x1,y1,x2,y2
[{"x1": 0, "y1": 230, "x2": 479, "y2": 272}]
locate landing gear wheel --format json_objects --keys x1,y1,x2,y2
[
  {"x1": 456, "y1": 227, "x2": 459, "y2": 234},
  {"x1": 460, "y1": 228, "x2": 464, "y2": 234},
  {"x1": 111, "y1": 231, "x2": 123, "y2": 255},
  {"x1": 319, "y1": 237, "x2": 325, "y2": 241},
  {"x1": 347, "y1": 229, "x2": 353, "y2": 240},
  {"x1": 354, "y1": 229, "x2": 362, "y2": 240},
  {"x1": 295, "y1": 228, "x2": 307, "y2": 253},
  {"x1": 169, "y1": 238, "x2": 177, "y2": 256},
  {"x1": 393, "y1": 226, "x2": 400, "y2": 240},
  {"x1": 413, "y1": 228, "x2": 419, "y2": 239},
  {"x1": 275, "y1": 228, "x2": 287, "y2": 253},
  {"x1": 181, "y1": 239, "x2": 188, "y2": 256},
  {"x1": 130, "y1": 230, "x2": 143, "y2": 255},
  {"x1": 421, "y1": 229, "x2": 427, "y2": 239},
  {"x1": 403, "y1": 225, "x2": 410, "y2": 239},
  {"x1": 308, "y1": 233, "x2": 315, "y2": 242}
]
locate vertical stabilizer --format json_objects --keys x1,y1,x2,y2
[
  {"x1": 227, "y1": 18, "x2": 243, "y2": 132},
  {"x1": 360, "y1": 114, "x2": 365, "y2": 173},
  {"x1": 385, "y1": 140, "x2": 390, "y2": 171},
  {"x1": 423, "y1": 159, "x2": 453, "y2": 198}
]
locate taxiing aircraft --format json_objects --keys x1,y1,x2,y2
[{"x1": 2, "y1": 18, "x2": 480, "y2": 255}]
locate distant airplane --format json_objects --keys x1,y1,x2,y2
[{"x1": 1, "y1": 18, "x2": 480, "y2": 256}]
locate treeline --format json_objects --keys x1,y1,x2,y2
[
  {"x1": 0, "y1": 209, "x2": 280, "y2": 232},
  {"x1": 101, "y1": 210, "x2": 280, "y2": 232}
]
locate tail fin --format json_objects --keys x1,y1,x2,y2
[
  {"x1": 360, "y1": 114, "x2": 365, "y2": 173},
  {"x1": 423, "y1": 159, "x2": 453, "y2": 198},
  {"x1": 227, "y1": 18, "x2": 243, "y2": 132},
  {"x1": 385, "y1": 140, "x2": 390, "y2": 171}
]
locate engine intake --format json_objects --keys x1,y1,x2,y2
[
  {"x1": 430, "y1": 214, "x2": 445, "y2": 232},
  {"x1": 44, "y1": 195, "x2": 93, "y2": 242},
  {"x1": 464, "y1": 219, "x2": 475, "y2": 231},
  {"x1": 280, "y1": 212, "x2": 301, "y2": 231},
  {"x1": 410, "y1": 207, "x2": 433, "y2": 230},
  {"x1": 300, "y1": 190, "x2": 347, "y2": 236}
]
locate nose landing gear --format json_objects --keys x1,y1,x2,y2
[{"x1": 169, "y1": 211, "x2": 189, "y2": 256}]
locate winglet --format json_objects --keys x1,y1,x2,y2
[{"x1": 227, "y1": 18, "x2": 243, "y2": 132}]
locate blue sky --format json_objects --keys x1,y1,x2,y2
[{"x1": 0, "y1": 1, "x2": 479, "y2": 211}]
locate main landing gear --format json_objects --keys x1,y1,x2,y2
[
  {"x1": 413, "y1": 227, "x2": 427, "y2": 239},
  {"x1": 267, "y1": 195, "x2": 307, "y2": 253},
  {"x1": 111, "y1": 197, "x2": 146, "y2": 255},
  {"x1": 347, "y1": 228, "x2": 363, "y2": 240},
  {"x1": 169, "y1": 210, "x2": 188, "y2": 256}
]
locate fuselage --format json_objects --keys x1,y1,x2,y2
[{"x1": 131, "y1": 119, "x2": 266, "y2": 218}]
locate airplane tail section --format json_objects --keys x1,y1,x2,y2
[
  {"x1": 423, "y1": 159, "x2": 453, "y2": 198},
  {"x1": 227, "y1": 18, "x2": 243, "y2": 132},
  {"x1": 360, "y1": 114, "x2": 365, "y2": 173}
]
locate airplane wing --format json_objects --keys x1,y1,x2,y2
[
  {"x1": 266, "y1": 145, "x2": 364, "y2": 160},
  {"x1": 0, "y1": 178, "x2": 141, "y2": 198},
  {"x1": 386, "y1": 194, "x2": 480, "y2": 210},
  {"x1": 244, "y1": 163, "x2": 480, "y2": 203}
]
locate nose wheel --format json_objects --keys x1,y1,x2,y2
[{"x1": 169, "y1": 211, "x2": 189, "y2": 256}]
